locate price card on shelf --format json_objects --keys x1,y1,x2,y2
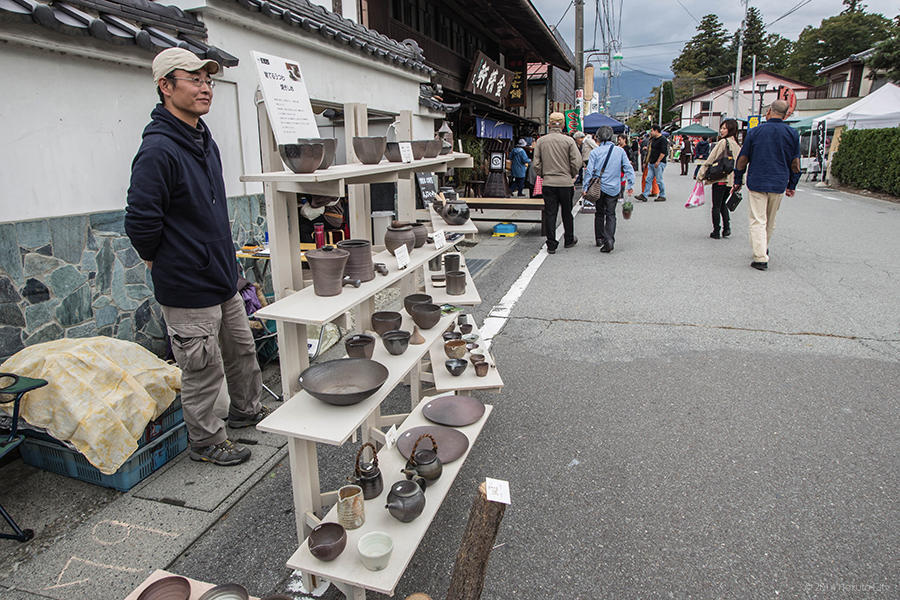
[
  {"x1": 385, "y1": 425, "x2": 399, "y2": 449},
  {"x1": 485, "y1": 478, "x2": 511, "y2": 504},
  {"x1": 399, "y1": 142, "x2": 414, "y2": 163},
  {"x1": 394, "y1": 244, "x2": 410, "y2": 270},
  {"x1": 433, "y1": 230, "x2": 447, "y2": 250}
]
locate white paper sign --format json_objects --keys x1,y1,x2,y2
[
  {"x1": 485, "y1": 478, "x2": 511, "y2": 504},
  {"x1": 252, "y1": 51, "x2": 319, "y2": 146},
  {"x1": 433, "y1": 230, "x2": 446, "y2": 250},
  {"x1": 399, "y1": 142, "x2": 414, "y2": 163},
  {"x1": 385, "y1": 425, "x2": 399, "y2": 449},
  {"x1": 394, "y1": 244, "x2": 410, "y2": 270}
]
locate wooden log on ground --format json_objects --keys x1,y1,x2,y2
[{"x1": 445, "y1": 482, "x2": 507, "y2": 600}]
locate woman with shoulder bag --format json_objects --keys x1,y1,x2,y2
[{"x1": 696, "y1": 119, "x2": 741, "y2": 239}]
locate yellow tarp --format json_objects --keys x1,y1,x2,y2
[{"x1": 1, "y1": 336, "x2": 181, "y2": 474}]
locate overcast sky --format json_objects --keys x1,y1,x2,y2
[{"x1": 531, "y1": 0, "x2": 899, "y2": 77}]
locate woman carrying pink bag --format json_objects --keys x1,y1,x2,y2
[
  {"x1": 685, "y1": 181, "x2": 705, "y2": 208},
  {"x1": 696, "y1": 119, "x2": 742, "y2": 238}
]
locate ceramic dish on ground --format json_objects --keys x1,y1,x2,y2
[
  {"x1": 397, "y1": 425, "x2": 469, "y2": 463},
  {"x1": 197, "y1": 583, "x2": 250, "y2": 600},
  {"x1": 137, "y1": 576, "x2": 191, "y2": 600},
  {"x1": 422, "y1": 395, "x2": 485, "y2": 427}
]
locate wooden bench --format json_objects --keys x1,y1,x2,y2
[{"x1": 460, "y1": 197, "x2": 546, "y2": 234}]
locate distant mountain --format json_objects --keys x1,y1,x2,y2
[{"x1": 591, "y1": 69, "x2": 668, "y2": 116}]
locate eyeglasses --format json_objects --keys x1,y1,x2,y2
[{"x1": 170, "y1": 76, "x2": 216, "y2": 88}]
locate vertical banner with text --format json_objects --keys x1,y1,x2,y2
[{"x1": 507, "y1": 57, "x2": 527, "y2": 108}]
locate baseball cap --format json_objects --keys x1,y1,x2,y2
[
  {"x1": 517, "y1": 139, "x2": 526, "y2": 147},
  {"x1": 152, "y1": 47, "x2": 220, "y2": 82},
  {"x1": 549, "y1": 111, "x2": 565, "y2": 122}
]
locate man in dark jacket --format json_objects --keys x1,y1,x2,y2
[
  {"x1": 693, "y1": 136, "x2": 711, "y2": 178},
  {"x1": 635, "y1": 125, "x2": 668, "y2": 202},
  {"x1": 125, "y1": 48, "x2": 268, "y2": 466}
]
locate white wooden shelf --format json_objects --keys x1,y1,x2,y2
[
  {"x1": 257, "y1": 312, "x2": 454, "y2": 445},
  {"x1": 287, "y1": 394, "x2": 493, "y2": 596},
  {"x1": 425, "y1": 262, "x2": 481, "y2": 306},
  {"x1": 241, "y1": 152, "x2": 472, "y2": 184},
  {"x1": 429, "y1": 204, "x2": 478, "y2": 235},
  {"x1": 428, "y1": 320, "x2": 503, "y2": 393},
  {"x1": 255, "y1": 244, "x2": 449, "y2": 326}
]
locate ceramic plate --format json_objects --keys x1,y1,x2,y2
[
  {"x1": 432, "y1": 280, "x2": 446, "y2": 288},
  {"x1": 397, "y1": 425, "x2": 469, "y2": 463},
  {"x1": 422, "y1": 395, "x2": 485, "y2": 427}
]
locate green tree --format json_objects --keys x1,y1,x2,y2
[
  {"x1": 662, "y1": 80, "x2": 677, "y2": 125},
  {"x1": 725, "y1": 7, "x2": 768, "y2": 74},
  {"x1": 786, "y1": 11, "x2": 893, "y2": 83},
  {"x1": 866, "y1": 17, "x2": 900, "y2": 82},
  {"x1": 671, "y1": 14, "x2": 730, "y2": 86},
  {"x1": 763, "y1": 34, "x2": 794, "y2": 73},
  {"x1": 842, "y1": 0, "x2": 867, "y2": 13}
]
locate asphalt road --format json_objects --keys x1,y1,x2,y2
[{"x1": 170, "y1": 172, "x2": 900, "y2": 599}]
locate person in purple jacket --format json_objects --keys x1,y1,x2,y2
[
  {"x1": 125, "y1": 48, "x2": 269, "y2": 466},
  {"x1": 732, "y1": 100, "x2": 802, "y2": 271}
]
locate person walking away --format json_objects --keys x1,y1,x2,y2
[
  {"x1": 732, "y1": 100, "x2": 801, "y2": 271},
  {"x1": 125, "y1": 48, "x2": 269, "y2": 467},
  {"x1": 617, "y1": 134, "x2": 633, "y2": 197},
  {"x1": 584, "y1": 126, "x2": 635, "y2": 253},
  {"x1": 696, "y1": 119, "x2": 741, "y2": 239},
  {"x1": 680, "y1": 137, "x2": 692, "y2": 175},
  {"x1": 533, "y1": 112, "x2": 582, "y2": 253},
  {"x1": 693, "y1": 135, "x2": 710, "y2": 178},
  {"x1": 509, "y1": 139, "x2": 531, "y2": 197},
  {"x1": 635, "y1": 125, "x2": 667, "y2": 202}
]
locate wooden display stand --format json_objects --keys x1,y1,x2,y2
[{"x1": 241, "y1": 102, "x2": 498, "y2": 599}]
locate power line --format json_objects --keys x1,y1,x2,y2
[
  {"x1": 766, "y1": 0, "x2": 814, "y2": 27},
  {"x1": 554, "y1": 0, "x2": 575, "y2": 29},
  {"x1": 621, "y1": 40, "x2": 690, "y2": 50},
  {"x1": 675, "y1": 0, "x2": 700, "y2": 23}
]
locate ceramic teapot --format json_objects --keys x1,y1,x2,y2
[
  {"x1": 441, "y1": 199, "x2": 470, "y2": 226},
  {"x1": 401, "y1": 433, "x2": 442, "y2": 484},
  {"x1": 385, "y1": 479, "x2": 426, "y2": 522},
  {"x1": 348, "y1": 442, "x2": 383, "y2": 500}
]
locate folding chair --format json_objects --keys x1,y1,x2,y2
[{"x1": 1, "y1": 373, "x2": 48, "y2": 542}]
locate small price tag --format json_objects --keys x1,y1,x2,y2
[
  {"x1": 385, "y1": 425, "x2": 399, "y2": 449},
  {"x1": 399, "y1": 142, "x2": 414, "y2": 163},
  {"x1": 485, "y1": 477, "x2": 511, "y2": 504},
  {"x1": 394, "y1": 244, "x2": 410, "y2": 270},
  {"x1": 433, "y1": 230, "x2": 446, "y2": 249}
]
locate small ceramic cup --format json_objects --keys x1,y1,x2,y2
[
  {"x1": 358, "y1": 531, "x2": 393, "y2": 571},
  {"x1": 474, "y1": 361, "x2": 489, "y2": 377}
]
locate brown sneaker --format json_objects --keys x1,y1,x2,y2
[
  {"x1": 190, "y1": 439, "x2": 251, "y2": 466},
  {"x1": 228, "y1": 404, "x2": 272, "y2": 429}
]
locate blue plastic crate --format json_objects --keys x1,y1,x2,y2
[{"x1": 19, "y1": 422, "x2": 188, "y2": 492}]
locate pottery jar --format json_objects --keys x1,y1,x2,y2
[
  {"x1": 443, "y1": 253, "x2": 461, "y2": 272},
  {"x1": 383, "y1": 225, "x2": 416, "y2": 256},
  {"x1": 336, "y1": 485, "x2": 365, "y2": 530},
  {"x1": 385, "y1": 479, "x2": 426, "y2": 522},
  {"x1": 428, "y1": 255, "x2": 443, "y2": 272},
  {"x1": 441, "y1": 200, "x2": 470, "y2": 226},
  {"x1": 446, "y1": 270, "x2": 466, "y2": 296},
  {"x1": 345, "y1": 333, "x2": 375, "y2": 359},
  {"x1": 409, "y1": 223, "x2": 428, "y2": 248},
  {"x1": 305, "y1": 246, "x2": 350, "y2": 297},
  {"x1": 349, "y1": 442, "x2": 383, "y2": 500},
  {"x1": 337, "y1": 239, "x2": 375, "y2": 282},
  {"x1": 474, "y1": 361, "x2": 489, "y2": 377}
]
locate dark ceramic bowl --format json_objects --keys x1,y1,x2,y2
[
  {"x1": 403, "y1": 293, "x2": 433, "y2": 315},
  {"x1": 409, "y1": 140, "x2": 428, "y2": 160},
  {"x1": 299, "y1": 358, "x2": 388, "y2": 406},
  {"x1": 410, "y1": 303, "x2": 441, "y2": 330},
  {"x1": 137, "y1": 576, "x2": 191, "y2": 600},
  {"x1": 444, "y1": 339, "x2": 466, "y2": 359},
  {"x1": 197, "y1": 583, "x2": 250, "y2": 600},
  {"x1": 423, "y1": 138, "x2": 443, "y2": 158},
  {"x1": 309, "y1": 522, "x2": 347, "y2": 561},
  {"x1": 382, "y1": 330, "x2": 411, "y2": 356},
  {"x1": 278, "y1": 142, "x2": 324, "y2": 174},
  {"x1": 345, "y1": 333, "x2": 375, "y2": 359},
  {"x1": 352, "y1": 136, "x2": 387, "y2": 165},
  {"x1": 469, "y1": 353, "x2": 485, "y2": 365},
  {"x1": 445, "y1": 358, "x2": 468, "y2": 376},
  {"x1": 297, "y1": 137, "x2": 336, "y2": 169},
  {"x1": 371, "y1": 311, "x2": 402, "y2": 336},
  {"x1": 466, "y1": 342, "x2": 479, "y2": 351},
  {"x1": 442, "y1": 331, "x2": 462, "y2": 342},
  {"x1": 384, "y1": 142, "x2": 404, "y2": 162},
  {"x1": 459, "y1": 323, "x2": 473, "y2": 335}
]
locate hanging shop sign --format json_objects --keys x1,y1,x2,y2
[
  {"x1": 465, "y1": 51, "x2": 515, "y2": 103},
  {"x1": 475, "y1": 117, "x2": 513, "y2": 140},
  {"x1": 778, "y1": 86, "x2": 797, "y2": 118},
  {"x1": 564, "y1": 109, "x2": 580, "y2": 133},
  {"x1": 507, "y1": 56, "x2": 527, "y2": 108},
  {"x1": 252, "y1": 51, "x2": 319, "y2": 146}
]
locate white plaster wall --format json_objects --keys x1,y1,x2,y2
[{"x1": 0, "y1": 43, "x2": 155, "y2": 223}]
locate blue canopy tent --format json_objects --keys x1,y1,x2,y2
[{"x1": 582, "y1": 112, "x2": 626, "y2": 134}]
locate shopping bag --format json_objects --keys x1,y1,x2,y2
[
  {"x1": 685, "y1": 181, "x2": 705, "y2": 208},
  {"x1": 726, "y1": 189, "x2": 743, "y2": 212}
]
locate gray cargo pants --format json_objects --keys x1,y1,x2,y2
[{"x1": 162, "y1": 293, "x2": 262, "y2": 449}]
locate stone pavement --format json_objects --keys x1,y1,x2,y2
[{"x1": 2, "y1": 172, "x2": 898, "y2": 599}]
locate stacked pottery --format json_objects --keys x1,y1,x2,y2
[
  {"x1": 305, "y1": 246, "x2": 350, "y2": 297},
  {"x1": 384, "y1": 225, "x2": 416, "y2": 256},
  {"x1": 337, "y1": 239, "x2": 375, "y2": 282}
]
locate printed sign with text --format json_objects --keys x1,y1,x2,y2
[{"x1": 252, "y1": 51, "x2": 319, "y2": 146}]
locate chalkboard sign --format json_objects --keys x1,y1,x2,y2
[{"x1": 415, "y1": 172, "x2": 437, "y2": 207}]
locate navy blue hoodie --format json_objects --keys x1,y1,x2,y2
[{"x1": 125, "y1": 106, "x2": 237, "y2": 308}]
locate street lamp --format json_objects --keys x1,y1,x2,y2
[{"x1": 756, "y1": 82, "x2": 767, "y2": 116}]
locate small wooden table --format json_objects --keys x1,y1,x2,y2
[{"x1": 461, "y1": 197, "x2": 546, "y2": 234}]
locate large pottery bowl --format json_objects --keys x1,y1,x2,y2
[
  {"x1": 137, "y1": 576, "x2": 191, "y2": 600},
  {"x1": 197, "y1": 584, "x2": 250, "y2": 600},
  {"x1": 383, "y1": 225, "x2": 416, "y2": 256},
  {"x1": 403, "y1": 293, "x2": 433, "y2": 315},
  {"x1": 345, "y1": 333, "x2": 375, "y2": 359},
  {"x1": 422, "y1": 138, "x2": 442, "y2": 158},
  {"x1": 381, "y1": 330, "x2": 411, "y2": 356},
  {"x1": 444, "y1": 339, "x2": 467, "y2": 359},
  {"x1": 298, "y1": 358, "x2": 388, "y2": 406},
  {"x1": 445, "y1": 359, "x2": 468, "y2": 376},
  {"x1": 409, "y1": 140, "x2": 428, "y2": 160},
  {"x1": 410, "y1": 303, "x2": 441, "y2": 329},
  {"x1": 384, "y1": 142, "x2": 404, "y2": 162},
  {"x1": 352, "y1": 136, "x2": 386, "y2": 165},
  {"x1": 371, "y1": 311, "x2": 402, "y2": 336},
  {"x1": 278, "y1": 142, "x2": 324, "y2": 174},
  {"x1": 308, "y1": 522, "x2": 347, "y2": 561},
  {"x1": 296, "y1": 137, "x2": 336, "y2": 169}
]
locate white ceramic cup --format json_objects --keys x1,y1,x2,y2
[{"x1": 357, "y1": 531, "x2": 393, "y2": 571}]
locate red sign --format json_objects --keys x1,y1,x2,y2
[{"x1": 778, "y1": 86, "x2": 797, "y2": 117}]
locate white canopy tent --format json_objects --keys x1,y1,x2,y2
[{"x1": 812, "y1": 83, "x2": 900, "y2": 130}]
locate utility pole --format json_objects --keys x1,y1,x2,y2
[
  {"x1": 658, "y1": 82, "x2": 663, "y2": 127},
  {"x1": 732, "y1": 0, "x2": 748, "y2": 118},
  {"x1": 575, "y1": 0, "x2": 584, "y2": 92},
  {"x1": 750, "y1": 54, "x2": 757, "y2": 118}
]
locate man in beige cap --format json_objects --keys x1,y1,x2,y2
[
  {"x1": 533, "y1": 112, "x2": 582, "y2": 253},
  {"x1": 125, "y1": 48, "x2": 269, "y2": 467}
]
